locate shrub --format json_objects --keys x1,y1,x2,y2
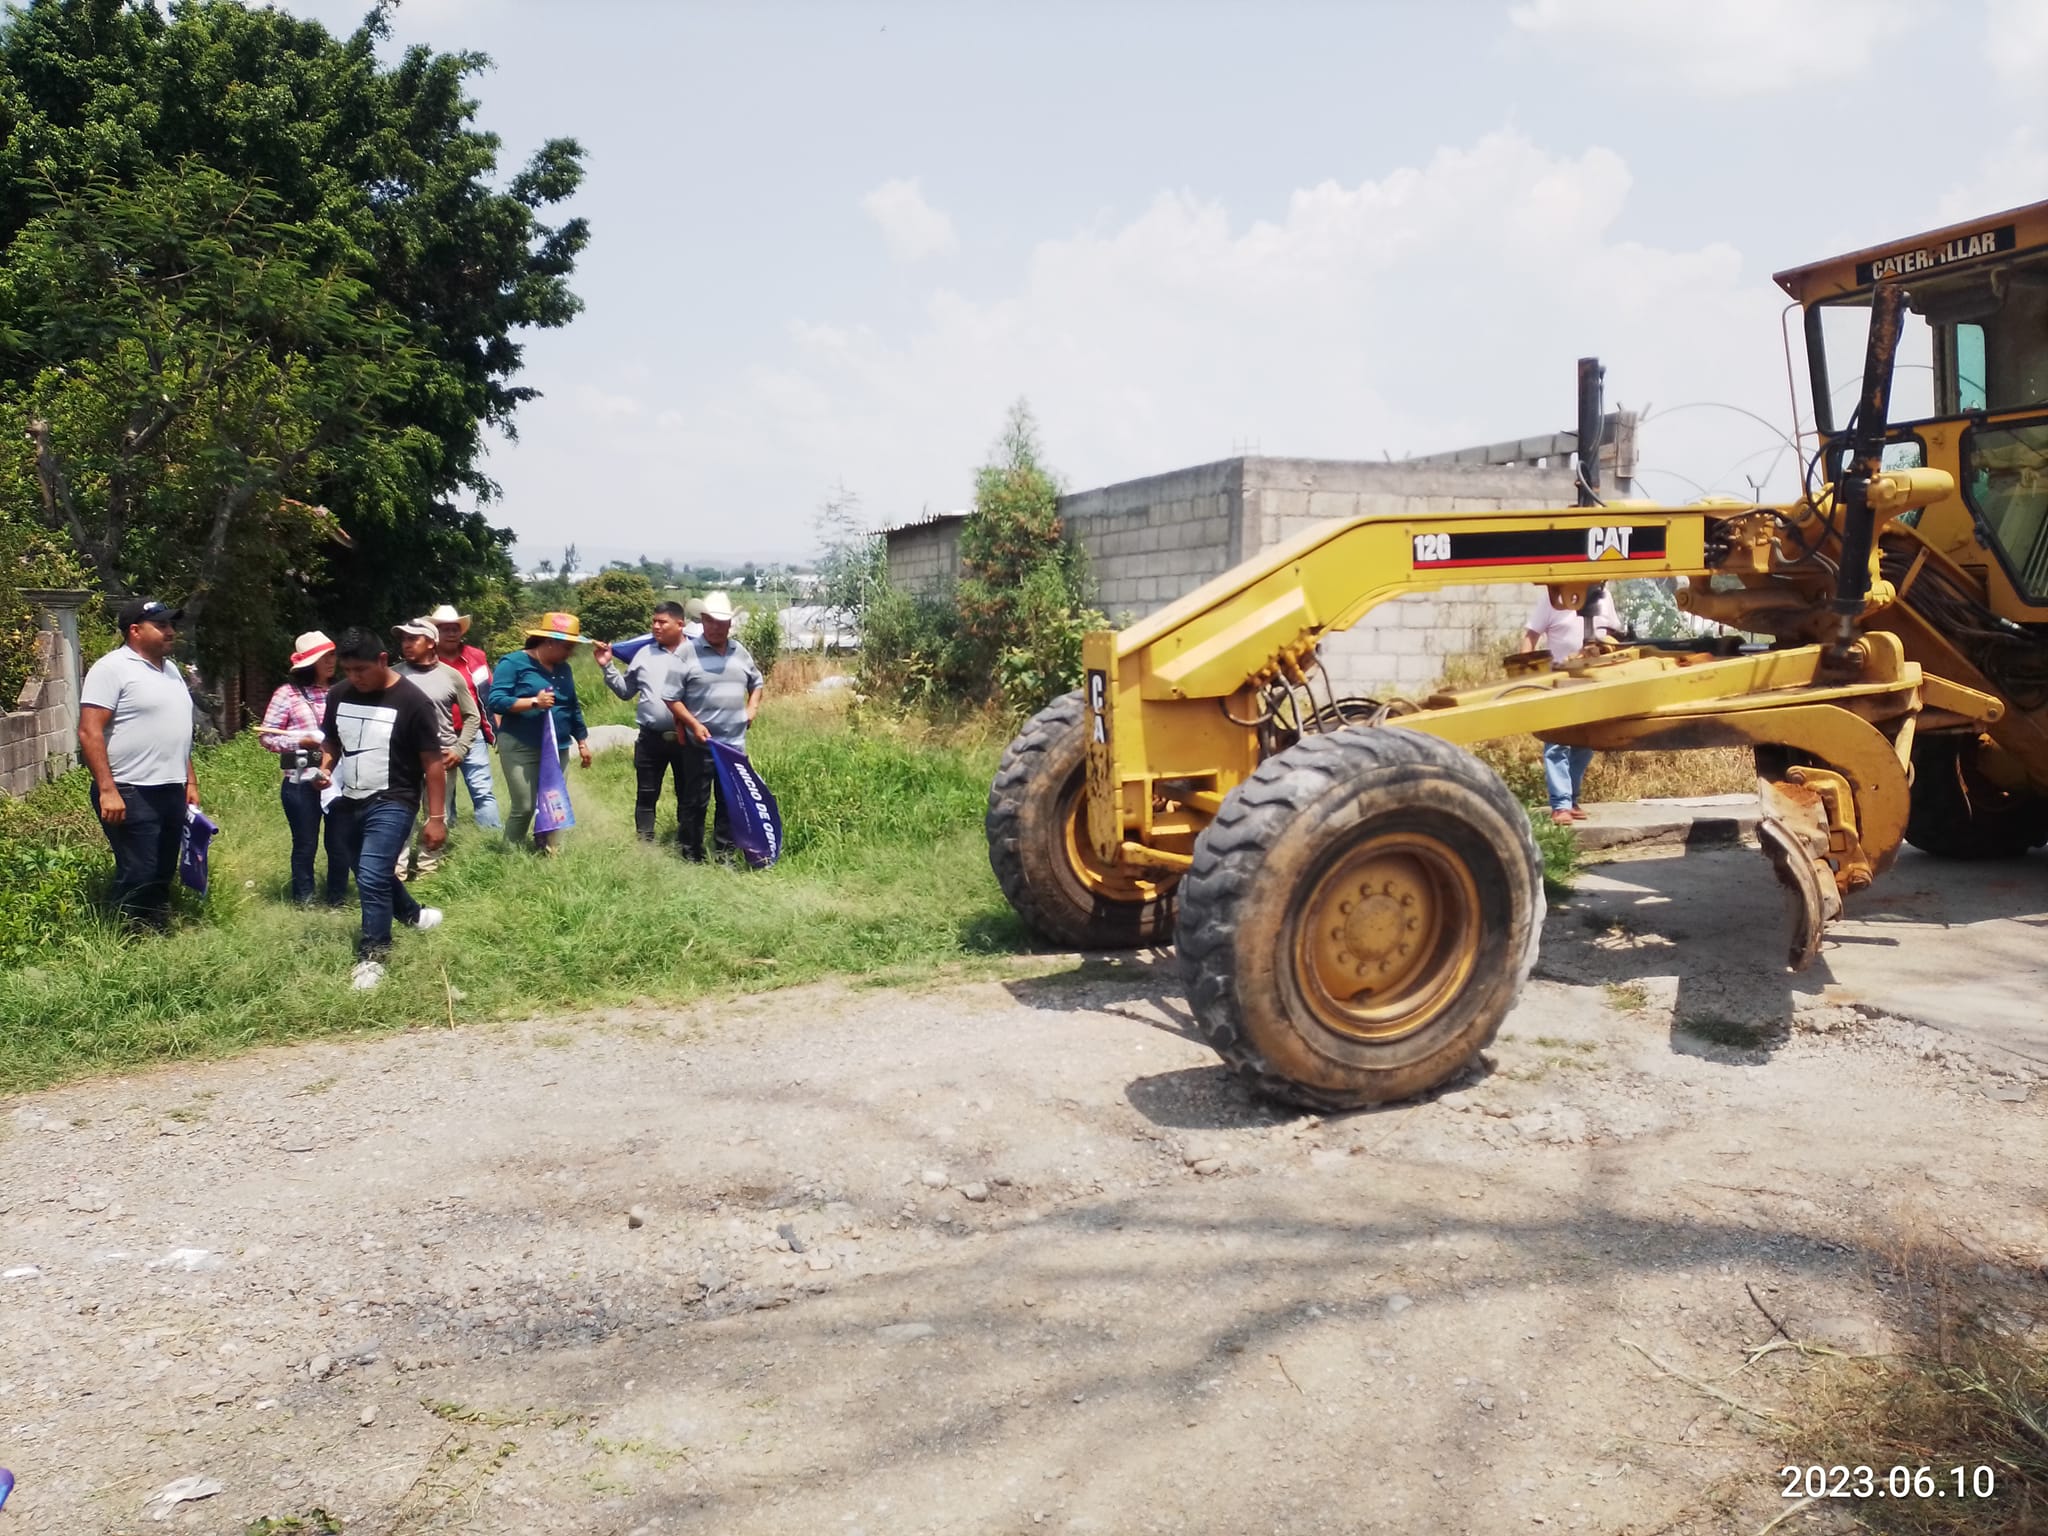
[
  {"x1": 740, "y1": 604, "x2": 783, "y2": 680},
  {"x1": 0, "y1": 770, "x2": 111, "y2": 968},
  {"x1": 575, "y1": 570, "x2": 656, "y2": 644}
]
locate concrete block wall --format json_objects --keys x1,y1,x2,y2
[
  {"x1": 879, "y1": 455, "x2": 1575, "y2": 695},
  {"x1": 884, "y1": 514, "x2": 966, "y2": 597},
  {"x1": 1060, "y1": 459, "x2": 1243, "y2": 621},
  {"x1": 1236, "y1": 459, "x2": 1574, "y2": 697},
  {"x1": 0, "y1": 630, "x2": 78, "y2": 797}
]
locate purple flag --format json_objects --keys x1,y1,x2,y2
[
  {"x1": 708, "y1": 738, "x2": 782, "y2": 868},
  {"x1": 179, "y1": 806, "x2": 220, "y2": 894},
  {"x1": 534, "y1": 710, "x2": 576, "y2": 833}
]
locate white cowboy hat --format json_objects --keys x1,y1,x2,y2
[
  {"x1": 699, "y1": 591, "x2": 736, "y2": 622},
  {"x1": 427, "y1": 604, "x2": 472, "y2": 633}
]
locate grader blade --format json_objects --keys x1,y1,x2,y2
[{"x1": 1757, "y1": 817, "x2": 1837, "y2": 971}]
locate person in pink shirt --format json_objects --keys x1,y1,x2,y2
[
  {"x1": 429, "y1": 604, "x2": 502, "y2": 830},
  {"x1": 259, "y1": 630, "x2": 347, "y2": 904}
]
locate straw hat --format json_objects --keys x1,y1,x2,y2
[
  {"x1": 427, "y1": 604, "x2": 471, "y2": 634},
  {"x1": 699, "y1": 591, "x2": 736, "y2": 623},
  {"x1": 289, "y1": 630, "x2": 335, "y2": 668},
  {"x1": 525, "y1": 611, "x2": 591, "y2": 644}
]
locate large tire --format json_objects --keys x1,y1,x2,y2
[
  {"x1": 1904, "y1": 738, "x2": 2048, "y2": 860},
  {"x1": 1179, "y1": 728, "x2": 1543, "y2": 1111},
  {"x1": 986, "y1": 691, "x2": 1178, "y2": 948}
]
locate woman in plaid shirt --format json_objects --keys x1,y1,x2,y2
[{"x1": 260, "y1": 631, "x2": 348, "y2": 905}]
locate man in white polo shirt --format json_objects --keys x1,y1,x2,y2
[{"x1": 78, "y1": 597, "x2": 200, "y2": 929}]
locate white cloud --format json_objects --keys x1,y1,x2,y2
[
  {"x1": 592, "y1": 130, "x2": 1807, "y2": 546},
  {"x1": 572, "y1": 383, "x2": 645, "y2": 419},
  {"x1": 861, "y1": 177, "x2": 959, "y2": 262},
  {"x1": 1986, "y1": 0, "x2": 2048, "y2": 88},
  {"x1": 1935, "y1": 126, "x2": 2048, "y2": 224},
  {"x1": 1508, "y1": 0, "x2": 1916, "y2": 96}
]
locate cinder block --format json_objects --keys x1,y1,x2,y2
[{"x1": 1306, "y1": 491, "x2": 1359, "y2": 522}]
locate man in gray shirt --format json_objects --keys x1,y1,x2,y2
[
  {"x1": 664, "y1": 591, "x2": 765, "y2": 863},
  {"x1": 595, "y1": 600, "x2": 694, "y2": 844},
  {"x1": 78, "y1": 597, "x2": 199, "y2": 929},
  {"x1": 393, "y1": 618, "x2": 480, "y2": 877}
]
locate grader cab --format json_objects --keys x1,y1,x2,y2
[{"x1": 985, "y1": 199, "x2": 2048, "y2": 1111}]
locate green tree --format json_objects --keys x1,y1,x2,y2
[
  {"x1": 740, "y1": 603, "x2": 782, "y2": 680},
  {"x1": 953, "y1": 400, "x2": 1102, "y2": 715},
  {"x1": 2, "y1": 162, "x2": 424, "y2": 670},
  {"x1": 0, "y1": 0, "x2": 588, "y2": 669},
  {"x1": 1614, "y1": 578, "x2": 1689, "y2": 639},
  {"x1": 575, "y1": 568, "x2": 655, "y2": 643}
]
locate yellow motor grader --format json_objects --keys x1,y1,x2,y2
[{"x1": 986, "y1": 199, "x2": 2048, "y2": 1110}]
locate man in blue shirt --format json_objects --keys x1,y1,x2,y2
[
  {"x1": 596, "y1": 601, "x2": 694, "y2": 846},
  {"x1": 487, "y1": 612, "x2": 593, "y2": 851}
]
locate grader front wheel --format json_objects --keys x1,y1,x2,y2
[
  {"x1": 1179, "y1": 728, "x2": 1543, "y2": 1111},
  {"x1": 986, "y1": 691, "x2": 1178, "y2": 948}
]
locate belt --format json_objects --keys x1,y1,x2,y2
[{"x1": 639, "y1": 724, "x2": 679, "y2": 741}]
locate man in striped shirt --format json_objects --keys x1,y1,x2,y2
[{"x1": 664, "y1": 591, "x2": 765, "y2": 864}]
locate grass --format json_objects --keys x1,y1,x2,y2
[
  {"x1": 1780, "y1": 1234, "x2": 2048, "y2": 1534},
  {"x1": 0, "y1": 667, "x2": 1027, "y2": 1095}
]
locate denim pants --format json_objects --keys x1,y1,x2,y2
[
  {"x1": 677, "y1": 739, "x2": 734, "y2": 862},
  {"x1": 1543, "y1": 741, "x2": 1595, "y2": 811},
  {"x1": 633, "y1": 727, "x2": 689, "y2": 842},
  {"x1": 91, "y1": 780, "x2": 187, "y2": 928},
  {"x1": 280, "y1": 778, "x2": 348, "y2": 904},
  {"x1": 330, "y1": 797, "x2": 422, "y2": 958},
  {"x1": 447, "y1": 735, "x2": 501, "y2": 829}
]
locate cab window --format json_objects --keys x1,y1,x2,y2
[
  {"x1": 1809, "y1": 257, "x2": 2048, "y2": 430},
  {"x1": 1962, "y1": 418, "x2": 2048, "y2": 599}
]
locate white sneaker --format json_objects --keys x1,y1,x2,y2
[
  {"x1": 350, "y1": 959, "x2": 387, "y2": 990},
  {"x1": 414, "y1": 908, "x2": 444, "y2": 932}
]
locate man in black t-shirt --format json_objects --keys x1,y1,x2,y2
[{"x1": 317, "y1": 627, "x2": 450, "y2": 990}]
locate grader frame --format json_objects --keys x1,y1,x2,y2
[{"x1": 986, "y1": 197, "x2": 2048, "y2": 1110}]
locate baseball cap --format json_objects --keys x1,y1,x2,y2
[
  {"x1": 391, "y1": 617, "x2": 440, "y2": 642},
  {"x1": 116, "y1": 598, "x2": 184, "y2": 633}
]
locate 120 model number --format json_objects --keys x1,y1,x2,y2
[{"x1": 1782, "y1": 1465, "x2": 1997, "y2": 1499}]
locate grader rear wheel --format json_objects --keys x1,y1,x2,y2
[
  {"x1": 1179, "y1": 728, "x2": 1543, "y2": 1111},
  {"x1": 1904, "y1": 738, "x2": 2048, "y2": 860},
  {"x1": 986, "y1": 691, "x2": 1178, "y2": 948}
]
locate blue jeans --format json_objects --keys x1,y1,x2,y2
[
  {"x1": 330, "y1": 798, "x2": 422, "y2": 959},
  {"x1": 91, "y1": 781, "x2": 187, "y2": 928},
  {"x1": 1543, "y1": 741, "x2": 1594, "y2": 811},
  {"x1": 280, "y1": 779, "x2": 348, "y2": 905},
  {"x1": 447, "y1": 736, "x2": 501, "y2": 829}
]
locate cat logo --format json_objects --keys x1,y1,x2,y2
[
  {"x1": 1587, "y1": 526, "x2": 1634, "y2": 561},
  {"x1": 1088, "y1": 670, "x2": 1109, "y2": 744}
]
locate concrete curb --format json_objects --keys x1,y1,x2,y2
[{"x1": 1573, "y1": 793, "x2": 1760, "y2": 863}]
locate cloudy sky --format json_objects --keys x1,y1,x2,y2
[{"x1": 288, "y1": 0, "x2": 2047, "y2": 567}]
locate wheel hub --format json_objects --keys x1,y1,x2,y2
[{"x1": 1297, "y1": 834, "x2": 1479, "y2": 1042}]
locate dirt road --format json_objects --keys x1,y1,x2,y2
[{"x1": 3, "y1": 850, "x2": 2045, "y2": 1535}]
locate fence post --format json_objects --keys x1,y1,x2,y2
[{"x1": 16, "y1": 588, "x2": 92, "y2": 782}]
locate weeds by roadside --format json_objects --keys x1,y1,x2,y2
[
  {"x1": 0, "y1": 695, "x2": 1023, "y2": 1095},
  {"x1": 1779, "y1": 1234, "x2": 2048, "y2": 1535}
]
